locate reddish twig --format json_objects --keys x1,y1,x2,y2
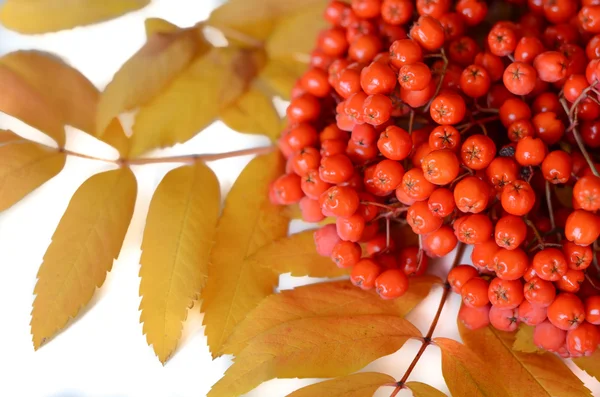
[
  {"x1": 389, "y1": 242, "x2": 466, "y2": 397},
  {"x1": 58, "y1": 146, "x2": 275, "y2": 166},
  {"x1": 560, "y1": 96, "x2": 599, "y2": 177}
]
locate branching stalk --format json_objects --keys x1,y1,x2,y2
[{"x1": 389, "y1": 243, "x2": 466, "y2": 397}]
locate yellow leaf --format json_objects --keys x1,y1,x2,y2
[
  {"x1": 130, "y1": 47, "x2": 263, "y2": 157},
  {"x1": 512, "y1": 324, "x2": 542, "y2": 353},
  {"x1": 31, "y1": 168, "x2": 137, "y2": 349},
  {"x1": 208, "y1": 0, "x2": 326, "y2": 43},
  {"x1": 573, "y1": 351, "x2": 600, "y2": 381},
  {"x1": 0, "y1": 140, "x2": 66, "y2": 211},
  {"x1": 220, "y1": 86, "x2": 281, "y2": 141},
  {"x1": 0, "y1": 0, "x2": 150, "y2": 34},
  {"x1": 139, "y1": 162, "x2": 220, "y2": 363},
  {"x1": 145, "y1": 18, "x2": 180, "y2": 37},
  {"x1": 101, "y1": 119, "x2": 130, "y2": 157},
  {"x1": 259, "y1": 58, "x2": 307, "y2": 101},
  {"x1": 97, "y1": 28, "x2": 205, "y2": 135},
  {"x1": 458, "y1": 322, "x2": 591, "y2": 396},
  {"x1": 405, "y1": 381, "x2": 448, "y2": 397},
  {"x1": 247, "y1": 230, "x2": 349, "y2": 278},
  {"x1": 266, "y1": 1, "x2": 328, "y2": 62},
  {"x1": 0, "y1": 129, "x2": 24, "y2": 144},
  {"x1": 223, "y1": 278, "x2": 439, "y2": 355},
  {"x1": 435, "y1": 337, "x2": 509, "y2": 397},
  {"x1": 286, "y1": 372, "x2": 396, "y2": 397},
  {"x1": 201, "y1": 152, "x2": 289, "y2": 357},
  {"x1": 209, "y1": 315, "x2": 420, "y2": 397}
]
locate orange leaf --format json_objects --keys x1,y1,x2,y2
[
  {"x1": 458, "y1": 322, "x2": 592, "y2": 396},
  {"x1": 208, "y1": 315, "x2": 420, "y2": 397},
  {"x1": 201, "y1": 152, "x2": 289, "y2": 357},
  {"x1": 31, "y1": 168, "x2": 137, "y2": 349},
  {"x1": 435, "y1": 337, "x2": 509, "y2": 397},
  {"x1": 286, "y1": 372, "x2": 396, "y2": 397},
  {"x1": 222, "y1": 278, "x2": 439, "y2": 355},
  {"x1": 1, "y1": 51, "x2": 98, "y2": 142},
  {"x1": 0, "y1": 0, "x2": 150, "y2": 34},
  {"x1": 0, "y1": 139, "x2": 66, "y2": 211},
  {"x1": 405, "y1": 381, "x2": 447, "y2": 397}
]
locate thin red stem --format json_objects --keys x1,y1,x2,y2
[
  {"x1": 389, "y1": 243, "x2": 466, "y2": 396},
  {"x1": 545, "y1": 181, "x2": 561, "y2": 242},
  {"x1": 560, "y1": 95, "x2": 599, "y2": 177}
]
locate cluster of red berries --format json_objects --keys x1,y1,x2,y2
[{"x1": 269, "y1": 0, "x2": 600, "y2": 358}]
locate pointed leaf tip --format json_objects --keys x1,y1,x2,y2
[
  {"x1": 201, "y1": 152, "x2": 289, "y2": 357},
  {"x1": 222, "y1": 277, "x2": 437, "y2": 356},
  {"x1": 209, "y1": 315, "x2": 420, "y2": 397},
  {"x1": 31, "y1": 168, "x2": 137, "y2": 349}
]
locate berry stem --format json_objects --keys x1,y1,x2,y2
[
  {"x1": 386, "y1": 216, "x2": 391, "y2": 250},
  {"x1": 474, "y1": 103, "x2": 500, "y2": 114},
  {"x1": 423, "y1": 48, "x2": 448, "y2": 112},
  {"x1": 567, "y1": 83, "x2": 596, "y2": 121},
  {"x1": 361, "y1": 201, "x2": 399, "y2": 211},
  {"x1": 408, "y1": 109, "x2": 415, "y2": 135},
  {"x1": 389, "y1": 242, "x2": 466, "y2": 397},
  {"x1": 525, "y1": 218, "x2": 545, "y2": 250},
  {"x1": 560, "y1": 96, "x2": 599, "y2": 177},
  {"x1": 545, "y1": 181, "x2": 561, "y2": 242},
  {"x1": 457, "y1": 115, "x2": 499, "y2": 134},
  {"x1": 586, "y1": 273, "x2": 600, "y2": 291}
]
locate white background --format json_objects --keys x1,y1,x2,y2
[{"x1": 0, "y1": 1, "x2": 599, "y2": 396}]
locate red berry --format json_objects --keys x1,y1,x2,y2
[
  {"x1": 489, "y1": 306, "x2": 519, "y2": 331},
  {"x1": 314, "y1": 224, "x2": 342, "y2": 257},
  {"x1": 448, "y1": 265, "x2": 479, "y2": 293},
  {"x1": 319, "y1": 185, "x2": 360, "y2": 218},
  {"x1": 459, "y1": 303, "x2": 490, "y2": 330},
  {"x1": 375, "y1": 269, "x2": 409, "y2": 299},
  {"x1": 534, "y1": 320, "x2": 566, "y2": 351},
  {"x1": 351, "y1": 258, "x2": 382, "y2": 290},
  {"x1": 547, "y1": 293, "x2": 586, "y2": 331},
  {"x1": 461, "y1": 277, "x2": 490, "y2": 308},
  {"x1": 518, "y1": 299, "x2": 548, "y2": 326},
  {"x1": 330, "y1": 240, "x2": 362, "y2": 269}
]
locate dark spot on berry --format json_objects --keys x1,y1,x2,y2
[{"x1": 499, "y1": 146, "x2": 515, "y2": 157}]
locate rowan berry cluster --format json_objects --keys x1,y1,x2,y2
[{"x1": 269, "y1": 0, "x2": 600, "y2": 358}]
